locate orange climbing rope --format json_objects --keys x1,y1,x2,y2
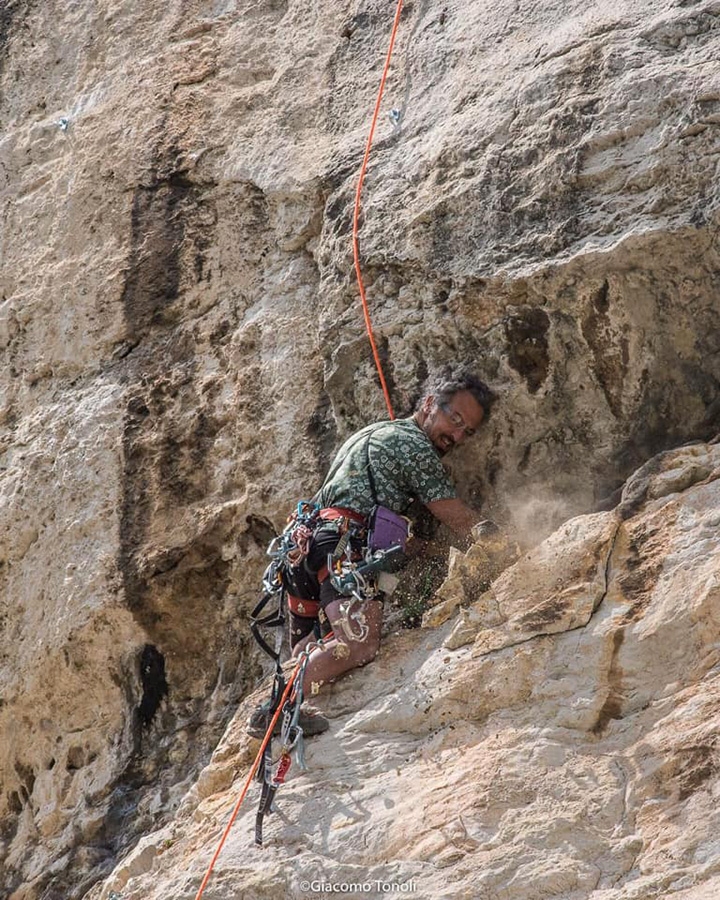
[
  {"x1": 352, "y1": 0, "x2": 405, "y2": 421},
  {"x1": 194, "y1": 8, "x2": 407, "y2": 895},
  {"x1": 193, "y1": 668, "x2": 300, "y2": 900}
]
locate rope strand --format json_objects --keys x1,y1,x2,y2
[{"x1": 352, "y1": 0, "x2": 405, "y2": 421}]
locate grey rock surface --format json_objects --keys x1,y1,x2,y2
[{"x1": 0, "y1": 0, "x2": 718, "y2": 896}]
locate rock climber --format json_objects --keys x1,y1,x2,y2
[{"x1": 248, "y1": 369, "x2": 497, "y2": 738}]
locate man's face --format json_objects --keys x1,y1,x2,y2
[{"x1": 420, "y1": 389, "x2": 485, "y2": 455}]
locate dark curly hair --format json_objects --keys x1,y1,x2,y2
[{"x1": 421, "y1": 368, "x2": 497, "y2": 419}]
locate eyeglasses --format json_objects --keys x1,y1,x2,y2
[{"x1": 439, "y1": 401, "x2": 477, "y2": 438}]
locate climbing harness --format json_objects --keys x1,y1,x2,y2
[
  {"x1": 251, "y1": 497, "x2": 402, "y2": 656},
  {"x1": 353, "y1": 0, "x2": 405, "y2": 421}
]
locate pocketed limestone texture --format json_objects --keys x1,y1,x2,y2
[
  {"x1": 0, "y1": 0, "x2": 719, "y2": 896},
  {"x1": 85, "y1": 441, "x2": 720, "y2": 900}
]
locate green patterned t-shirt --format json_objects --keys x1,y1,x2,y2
[{"x1": 317, "y1": 417, "x2": 457, "y2": 517}]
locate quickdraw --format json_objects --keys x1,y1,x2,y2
[{"x1": 254, "y1": 650, "x2": 313, "y2": 846}]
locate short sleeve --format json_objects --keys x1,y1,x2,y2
[{"x1": 369, "y1": 423, "x2": 457, "y2": 508}]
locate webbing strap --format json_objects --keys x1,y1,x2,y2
[{"x1": 250, "y1": 589, "x2": 285, "y2": 668}]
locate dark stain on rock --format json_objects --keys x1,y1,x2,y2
[
  {"x1": 244, "y1": 514, "x2": 278, "y2": 548},
  {"x1": 517, "y1": 596, "x2": 571, "y2": 631},
  {"x1": 118, "y1": 387, "x2": 155, "y2": 618},
  {"x1": 621, "y1": 363, "x2": 720, "y2": 467},
  {"x1": 375, "y1": 334, "x2": 397, "y2": 407},
  {"x1": 234, "y1": 361, "x2": 265, "y2": 427},
  {"x1": 650, "y1": 740, "x2": 719, "y2": 804},
  {"x1": 13, "y1": 761, "x2": 35, "y2": 802},
  {"x1": 415, "y1": 356, "x2": 429, "y2": 390},
  {"x1": 323, "y1": 188, "x2": 354, "y2": 238},
  {"x1": 0, "y1": 802, "x2": 23, "y2": 898},
  {"x1": 581, "y1": 280, "x2": 629, "y2": 419},
  {"x1": 593, "y1": 481, "x2": 625, "y2": 512},
  {"x1": 137, "y1": 644, "x2": 169, "y2": 728},
  {"x1": 594, "y1": 277, "x2": 609, "y2": 313},
  {"x1": 592, "y1": 628, "x2": 626, "y2": 735},
  {"x1": 110, "y1": 146, "x2": 258, "y2": 899},
  {"x1": 120, "y1": 169, "x2": 210, "y2": 343},
  {"x1": 156, "y1": 404, "x2": 222, "y2": 505},
  {"x1": 674, "y1": 744, "x2": 717, "y2": 801},
  {"x1": 306, "y1": 389, "x2": 338, "y2": 473},
  {"x1": 6, "y1": 790, "x2": 22, "y2": 815},
  {"x1": 65, "y1": 746, "x2": 86, "y2": 772},
  {"x1": 699, "y1": 395, "x2": 720, "y2": 436},
  {"x1": 617, "y1": 521, "x2": 666, "y2": 624},
  {"x1": 504, "y1": 307, "x2": 550, "y2": 394},
  {"x1": 433, "y1": 287, "x2": 449, "y2": 314},
  {"x1": 0, "y1": 0, "x2": 35, "y2": 76},
  {"x1": 618, "y1": 581, "x2": 656, "y2": 624},
  {"x1": 429, "y1": 200, "x2": 458, "y2": 267},
  {"x1": 616, "y1": 452, "x2": 666, "y2": 520},
  {"x1": 518, "y1": 442, "x2": 534, "y2": 473},
  {"x1": 120, "y1": 458, "x2": 236, "y2": 655}
]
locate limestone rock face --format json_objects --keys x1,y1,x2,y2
[
  {"x1": 84, "y1": 441, "x2": 720, "y2": 900},
  {"x1": 0, "y1": 0, "x2": 719, "y2": 896}
]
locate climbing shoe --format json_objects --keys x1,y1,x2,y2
[{"x1": 246, "y1": 702, "x2": 329, "y2": 740}]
